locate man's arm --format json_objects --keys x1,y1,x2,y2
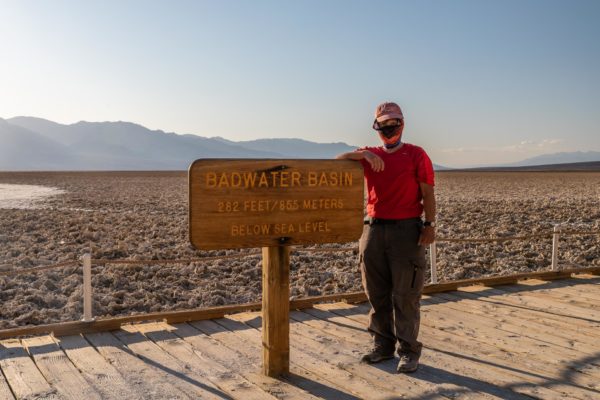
[
  {"x1": 336, "y1": 150, "x2": 384, "y2": 172},
  {"x1": 418, "y1": 182, "x2": 436, "y2": 245}
]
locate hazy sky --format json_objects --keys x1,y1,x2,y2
[{"x1": 1, "y1": 0, "x2": 599, "y2": 167}]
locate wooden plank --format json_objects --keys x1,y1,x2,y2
[
  {"x1": 456, "y1": 285, "x2": 600, "y2": 330},
  {"x1": 523, "y1": 284, "x2": 600, "y2": 308},
  {"x1": 496, "y1": 277, "x2": 600, "y2": 293},
  {"x1": 433, "y1": 291, "x2": 600, "y2": 353},
  {"x1": 262, "y1": 245, "x2": 289, "y2": 377},
  {"x1": 55, "y1": 335, "x2": 144, "y2": 400},
  {"x1": 548, "y1": 284, "x2": 600, "y2": 302},
  {"x1": 22, "y1": 335, "x2": 102, "y2": 400},
  {"x1": 170, "y1": 322, "x2": 320, "y2": 400},
  {"x1": 112, "y1": 327, "x2": 228, "y2": 399},
  {"x1": 290, "y1": 291, "x2": 366, "y2": 308},
  {"x1": 424, "y1": 294, "x2": 600, "y2": 386},
  {"x1": 418, "y1": 314, "x2": 600, "y2": 398},
  {"x1": 284, "y1": 310, "x2": 511, "y2": 399},
  {"x1": 0, "y1": 363, "x2": 16, "y2": 400},
  {"x1": 193, "y1": 317, "x2": 387, "y2": 399},
  {"x1": 497, "y1": 279, "x2": 600, "y2": 309},
  {"x1": 523, "y1": 277, "x2": 600, "y2": 301},
  {"x1": 473, "y1": 285, "x2": 600, "y2": 323},
  {"x1": 424, "y1": 267, "x2": 600, "y2": 294},
  {"x1": 417, "y1": 319, "x2": 600, "y2": 399},
  {"x1": 173, "y1": 324, "x2": 316, "y2": 400},
  {"x1": 420, "y1": 299, "x2": 600, "y2": 386},
  {"x1": 134, "y1": 321, "x2": 276, "y2": 399},
  {"x1": 0, "y1": 303, "x2": 262, "y2": 340},
  {"x1": 299, "y1": 306, "x2": 572, "y2": 400},
  {"x1": 189, "y1": 159, "x2": 364, "y2": 249},
  {"x1": 0, "y1": 294, "x2": 364, "y2": 341},
  {"x1": 85, "y1": 332, "x2": 192, "y2": 399},
  {"x1": 0, "y1": 293, "x2": 365, "y2": 340},
  {"x1": 317, "y1": 302, "x2": 595, "y2": 400},
  {"x1": 0, "y1": 339, "x2": 58, "y2": 399},
  {"x1": 333, "y1": 301, "x2": 591, "y2": 399},
  {"x1": 442, "y1": 288, "x2": 600, "y2": 345},
  {"x1": 545, "y1": 274, "x2": 600, "y2": 286},
  {"x1": 191, "y1": 319, "x2": 360, "y2": 400},
  {"x1": 214, "y1": 315, "x2": 401, "y2": 400},
  {"x1": 235, "y1": 312, "x2": 418, "y2": 399},
  {"x1": 572, "y1": 274, "x2": 600, "y2": 281},
  {"x1": 419, "y1": 300, "x2": 600, "y2": 373}
]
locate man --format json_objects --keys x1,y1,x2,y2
[{"x1": 336, "y1": 101, "x2": 436, "y2": 373}]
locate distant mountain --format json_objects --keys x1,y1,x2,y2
[
  {"x1": 0, "y1": 118, "x2": 79, "y2": 170},
  {"x1": 212, "y1": 137, "x2": 355, "y2": 159},
  {"x1": 0, "y1": 117, "x2": 314, "y2": 170},
  {"x1": 6, "y1": 117, "x2": 280, "y2": 168},
  {"x1": 506, "y1": 151, "x2": 600, "y2": 167},
  {"x1": 1, "y1": 116, "x2": 450, "y2": 171},
  {"x1": 453, "y1": 161, "x2": 600, "y2": 172}
]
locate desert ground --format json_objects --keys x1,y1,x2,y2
[{"x1": 1, "y1": 171, "x2": 599, "y2": 329}]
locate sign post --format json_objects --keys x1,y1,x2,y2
[
  {"x1": 189, "y1": 159, "x2": 363, "y2": 377},
  {"x1": 261, "y1": 245, "x2": 290, "y2": 376}
]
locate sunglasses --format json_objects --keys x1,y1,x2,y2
[{"x1": 372, "y1": 119, "x2": 403, "y2": 131}]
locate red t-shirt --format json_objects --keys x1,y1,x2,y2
[{"x1": 359, "y1": 143, "x2": 435, "y2": 219}]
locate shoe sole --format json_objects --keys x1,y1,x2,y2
[
  {"x1": 361, "y1": 355, "x2": 394, "y2": 364},
  {"x1": 397, "y1": 365, "x2": 418, "y2": 373}
]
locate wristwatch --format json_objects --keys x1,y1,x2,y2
[{"x1": 423, "y1": 221, "x2": 436, "y2": 228}]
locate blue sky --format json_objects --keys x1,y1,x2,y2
[{"x1": 1, "y1": 0, "x2": 599, "y2": 167}]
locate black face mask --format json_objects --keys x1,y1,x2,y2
[{"x1": 379, "y1": 125, "x2": 398, "y2": 138}]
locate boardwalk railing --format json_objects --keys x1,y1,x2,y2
[
  {"x1": 0, "y1": 225, "x2": 598, "y2": 331},
  {"x1": 428, "y1": 225, "x2": 600, "y2": 283}
]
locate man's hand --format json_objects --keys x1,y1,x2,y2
[
  {"x1": 363, "y1": 151, "x2": 384, "y2": 172},
  {"x1": 418, "y1": 226, "x2": 435, "y2": 246},
  {"x1": 336, "y1": 150, "x2": 384, "y2": 172}
]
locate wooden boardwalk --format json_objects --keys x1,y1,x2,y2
[{"x1": 1, "y1": 275, "x2": 599, "y2": 399}]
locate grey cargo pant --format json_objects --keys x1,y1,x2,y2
[{"x1": 359, "y1": 217, "x2": 426, "y2": 358}]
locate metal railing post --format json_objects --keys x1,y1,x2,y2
[
  {"x1": 430, "y1": 242, "x2": 438, "y2": 284},
  {"x1": 81, "y1": 253, "x2": 94, "y2": 322},
  {"x1": 551, "y1": 225, "x2": 560, "y2": 271}
]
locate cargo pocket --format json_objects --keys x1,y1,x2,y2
[
  {"x1": 409, "y1": 258, "x2": 426, "y2": 293},
  {"x1": 410, "y1": 265, "x2": 418, "y2": 288}
]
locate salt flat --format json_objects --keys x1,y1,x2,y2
[
  {"x1": 0, "y1": 183, "x2": 64, "y2": 209},
  {"x1": 0, "y1": 171, "x2": 598, "y2": 328}
]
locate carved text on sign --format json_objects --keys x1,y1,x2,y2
[
  {"x1": 205, "y1": 171, "x2": 353, "y2": 188},
  {"x1": 216, "y1": 198, "x2": 345, "y2": 213},
  {"x1": 189, "y1": 159, "x2": 364, "y2": 249},
  {"x1": 230, "y1": 221, "x2": 332, "y2": 237}
]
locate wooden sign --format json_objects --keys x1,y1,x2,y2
[{"x1": 189, "y1": 159, "x2": 364, "y2": 250}]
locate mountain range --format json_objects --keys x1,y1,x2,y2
[
  {"x1": 1, "y1": 117, "x2": 598, "y2": 171},
  {"x1": 1, "y1": 117, "x2": 359, "y2": 170},
  {"x1": 501, "y1": 151, "x2": 600, "y2": 167}
]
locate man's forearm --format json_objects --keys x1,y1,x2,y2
[
  {"x1": 423, "y1": 196, "x2": 436, "y2": 222},
  {"x1": 336, "y1": 150, "x2": 366, "y2": 160},
  {"x1": 421, "y1": 185, "x2": 436, "y2": 222}
]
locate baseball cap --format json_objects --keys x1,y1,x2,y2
[{"x1": 375, "y1": 102, "x2": 404, "y2": 122}]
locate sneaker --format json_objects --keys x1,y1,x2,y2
[
  {"x1": 360, "y1": 348, "x2": 394, "y2": 364},
  {"x1": 396, "y1": 354, "x2": 418, "y2": 373}
]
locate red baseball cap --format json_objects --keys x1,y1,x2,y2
[{"x1": 374, "y1": 102, "x2": 404, "y2": 122}]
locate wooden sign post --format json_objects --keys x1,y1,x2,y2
[
  {"x1": 189, "y1": 159, "x2": 363, "y2": 377},
  {"x1": 262, "y1": 245, "x2": 290, "y2": 375}
]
